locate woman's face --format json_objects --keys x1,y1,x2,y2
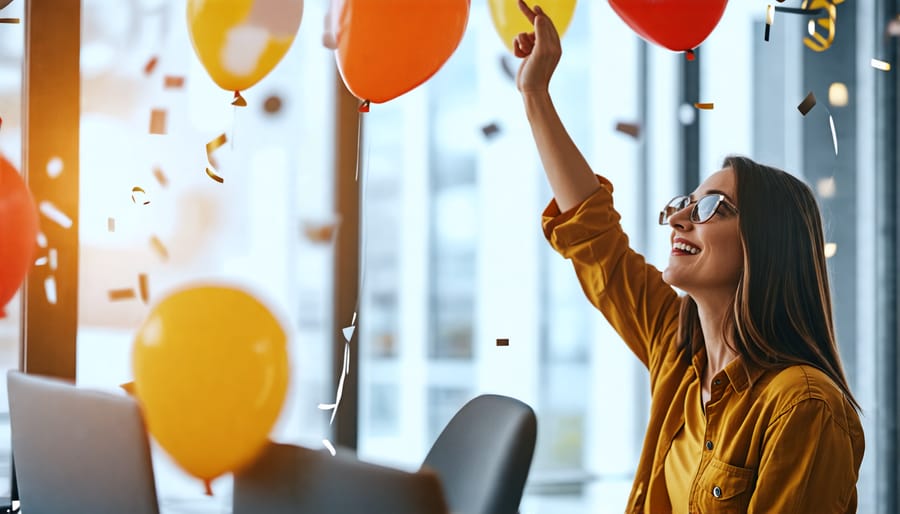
[{"x1": 662, "y1": 168, "x2": 743, "y2": 299}]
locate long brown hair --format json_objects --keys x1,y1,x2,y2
[{"x1": 677, "y1": 155, "x2": 860, "y2": 411}]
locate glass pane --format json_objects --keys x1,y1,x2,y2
[
  {"x1": 77, "y1": 0, "x2": 335, "y2": 511},
  {"x1": 0, "y1": 0, "x2": 24, "y2": 500},
  {"x1": 360, "y1": 2, "x2": 885, "y2": 514}
]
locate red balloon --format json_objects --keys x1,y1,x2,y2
[
  {"x1": 0, "y1": 155, "x2": 39, "y2": 317},
  {"x1": 608, "y1": 0, "x2": 728, "y2": 52},
  {"x1": 329, "y1": 0, "x2": 469, "y2": 104}
]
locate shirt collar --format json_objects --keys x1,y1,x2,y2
[{"x1": 691, "y1": 345, "x2": 767, "y2": 393}]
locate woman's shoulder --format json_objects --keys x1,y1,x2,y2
[{"x1": 755, "y1": 365, "x2": 859, "y2": 431}]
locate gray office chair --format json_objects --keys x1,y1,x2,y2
[
  {"x1": 7, "y1": 370, "x2": 160, "y2": 514},
  {"x1": 233, "y1": 441, "x2": 450, "y2": 514},
  {"x1": 422, "y1": 394, "x2": 537, "y2": 514}
]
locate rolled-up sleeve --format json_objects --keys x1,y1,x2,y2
[{"x1": 541, "y1": 176, "x2": 680, "y2": 381}]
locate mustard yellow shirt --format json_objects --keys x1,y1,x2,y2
[
  {"x1": 542, "y1": 176, "x2": 864, "y2": 513},
  {"x1": 665, "y1": 378, "x2": 705, "y2": 513}
]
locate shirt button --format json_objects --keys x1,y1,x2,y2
[
  {"x1": 713, "y1": 379, "x2": 721, "y2": 386},
  {"x1": 705, "y1": 440, "x2": 714, "y2": 450},
  {"x1": 713, "y1": 486, "x2": 722, "y2": 498}
]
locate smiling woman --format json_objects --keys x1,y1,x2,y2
[{"x1": 517, "y1": 1, "x2": 864, "y2": 511}]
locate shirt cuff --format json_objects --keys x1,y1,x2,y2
[{"x1": 541, "y1": 175, "x2": 615, "y2": 245}]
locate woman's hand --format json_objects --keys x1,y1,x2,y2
[{"x1": 514, "y1": 1, "x2": 562, "y2": 94}]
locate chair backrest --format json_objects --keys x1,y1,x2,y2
[
  {"x1": 422, "y1": 394, "x2": 537, "y2": 514},
  {"x1": 7, "y1": 370, "x2": 160, "y2": 514},
  {"x1": 233, "y1": 442, "x2": 450, "y2": 514}
]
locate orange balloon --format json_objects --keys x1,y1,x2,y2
[
  {"x1": 330, "y1": 0, "x2": 469, "y2": 104},
  {"x1": 0, "y1": 155, "x2": 38, "y2": 318}
]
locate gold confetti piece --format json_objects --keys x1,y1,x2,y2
[
  {"x1": 824, "y1": 242, "x2": 837, "y2": 258},
  {"x1": 829, "y1": 114, "x2": 838, "y2": 155},
  {"x1": 205, "y1": 167, "x2": 224, "y2": 183},
  {"x1": 149, "y1": 109, "x2": 167, "y2": 135},
  {"x1": 871, "y1": 58, "x2": 891, "y2": 71},
  {"x1": 615, "y1": 121, "x2": 641, "y2": 139},
  {"x1": 150, "y1": 235, "x2": 169, "y2": 260},
  {"x1": 138, "y1": 273, "x2": 149, "y2": 303},
  {"x1": 44, "y1": 276, "x2": 57, "y2": 305},
  {"x1": 131, "y1": 186, "x2": 150, "y2": 205},
  {"x1": 48, "y1": 248, "x2": 57, "y2": 271},
  {"x1": 108, "y1": 288, "x2": 136, "y2": 301},
  {"x1": 144, "y1": 56, "x2": 159, "y2": 75},
  {"x1": 206, "y1": 132, "x2": 227, "y2": 167},
  {"x1": 797, "y1": 91, "x2": 817, "y2": 116},
  {"x1": 694, "y1": 102, "x2": 715, "y2": 110},
  {"x1": 153, "y1": 167, "x2": 168, "y2": 187},
  {"x1": 0, "y1": 18, "x2": 20, "y2": 23},
  {"x1": 39, "y1": 201, "x2": 73, "y2": 229},
  {"x1": 163, "y1": 75, "x2": 185, "y2": 89},
  {"x1": 322, "y1": 439, "x2": 336, "y2": 456},
  {"x1": 496, "y1": 338, "x2": 510, "y2": 346},
  {"x1": 802, "y1": 0, "x2": 842, "y2": 52},
  {"x1": 231, "y1": 91, "x2": 247, "y2": 107},
  {"x1": 107, "y1": 217, "x2": 115, "y2": 232}
]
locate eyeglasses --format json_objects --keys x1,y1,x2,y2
[{"x1": 658, "y1": 194, "x2": 738, "y2": 225}]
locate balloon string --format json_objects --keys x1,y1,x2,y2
[{"x1": 203, "y1": 479, "x2": 213, "y2": 496}]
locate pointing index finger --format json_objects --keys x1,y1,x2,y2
[{"x1": 518, "y1": 0, "x2": 536, "y2": 24}]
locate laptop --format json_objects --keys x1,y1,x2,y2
[{"x1": 7, "y1": 370, "x2": 159, "y2": 514}]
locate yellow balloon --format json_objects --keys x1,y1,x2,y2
[
  {"x1": 132, "y1": 284, "x2": 290, "y2": 484},
  {"x1": 488, "y1": 0, "x2": 577, "y2": 54},
  {"x1": 187, "y1": 0, "x2": 304, "y2": 92}
]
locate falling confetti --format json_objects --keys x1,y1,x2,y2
[
  {"x1": 0, "y1": 18, "x2": 20, "y2": 23},
  {"x1": 496, "y1": 338, "x2": 510, "y2": 346},
  {"x1": 694, "y1": 102, "x2": 715, "y2": 110},
  {"x1": 150, "y1": 235, "x2": 169, "y2": 260},
  {"x1": 205, "y1": 133, "x2": 227, "y2": 183},
  {"x1": 149, "y1": 109, "x2": 167, "y2": 135},
  {"x1": 44, "y1": 276, "x2": 57, "y2": 304},
  {"x1": 871, "y1": 58, "x2": 891, "y2": 71},
  {"x1": 108, "y1": 288, "x2": 137, "y2": 301},
  {"x1": 163, "y1": 75, "x2": 185, "y2": 89},
  {"x1": 615, "y1": 122, "x2": 641, "y2": 139},
  {"x1": 828, "y1": 113, "x2": 838, "y2": 155},
  {"x1": 131, "y1": 186, "x2": 150, "y2": 205},
  {"x1": 144, "y1": 56, "x2": 159, "y2": 75},
  {"x1": 39, "y1": 201, "x2": 73, "y2": 229},
  {"x1": 153, "y1": 167, "x2": 168, "y2": 187},
  {"x1": 108, "y1": 217, "x2": 115, "y2": 232},
  {"x1": 802, "y1": 0, "x2": 840, "y2": 52},
  {"x1": 798, "y1": 91, "x2": 817, "y2": 116},
  {"x1": 138, "y1": 273, "x2": 149, "y2": 303},
  {"x1": 481, "y1": 122, "x2": 501, "y2": 139}
]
